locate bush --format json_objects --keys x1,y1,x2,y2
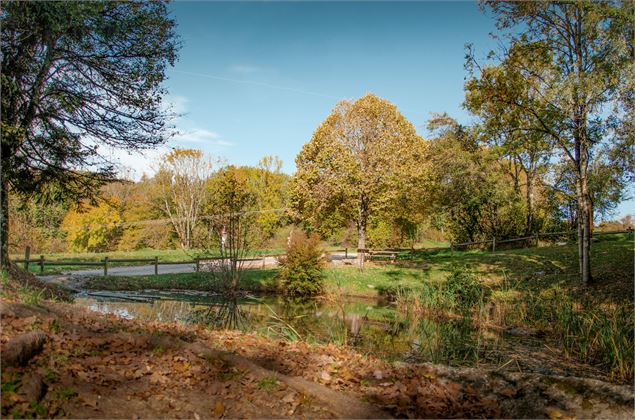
[
  {"x1": 443, "y1": 267, "x2": 489, "y2": 312},
  {"x1": 277, "y1": 230, "x2": 324, "y2": 297}
]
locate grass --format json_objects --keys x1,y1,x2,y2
[
  {"x1": 85, "y1": 269, "x2": 280, "y2": 292},
  {"x1": 256, "y1": 375, "x2": 279, "y2": 391},
  {"x1": 84, "y1": 234, "x2": 633, "y2": 300}
]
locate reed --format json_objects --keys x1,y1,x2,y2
[{"x1": 395, "y1": 267, "x2": 634, "y2": 382}]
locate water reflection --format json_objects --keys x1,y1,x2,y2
[{"x1": 76, "y1": 292, "x2": 503, "y2": 366}]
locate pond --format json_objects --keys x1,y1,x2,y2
[{"x1": 75, "y1": 289, "x2": 509, "y2": 367}]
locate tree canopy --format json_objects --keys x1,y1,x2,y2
[
  {"x1": 291, "y1": 93, "x2": 429, "y2": 258},
  {"x1": 0, "y1": 0, "x2": 180, "y2": 265}
]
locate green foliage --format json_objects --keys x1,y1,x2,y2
[
  {"x1": 256, "y1": 376, "x2": 279, "y2": 391},
  {"x1": 1, "y1": 0, "x2": 180, "y2": 266},
  {"x1": 443, "y1": 267, "x2": 488, "y2": 311},
  {"x1": 8, "y1": 194, "x2": 70, "y2": 254},
  {"x1": 367, "y1": 219, "x2": 396, "y2": 249},
  {"x1": 277, "y1": 230, "x2": 325, "y2": 297},
  {"x1": 426, "y1": 116, "x2": 531, "y2": 242},
  {"x1": 55, "y1": 388, "x2": 78, "y2": 401},
  {"x1": 17, "y1": 286, "x2": 45, "y2": 306}
]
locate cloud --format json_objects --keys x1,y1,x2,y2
[
  {"x1": 161, "y1": 94, "x2": 189, "y2": 116},
  {"x1": 172, "y1": 128, "x2": 232, "y2": 147},
  {"x1": 96, "y1": 126, "x2": 232, "y2": 181},
  {"x1": 229, "y1": 64, "x2": 264, "y2": 75},
  {"x1": 98, "y1": 144, "x2": 169, "y2": 181}
]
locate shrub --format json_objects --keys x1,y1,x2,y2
[
  {"x1": 443, "y1": 267, "x2": 489, "y2": 312},
  {"x1": 277, "y1": 230, "x2": 324, "y2": 297}
]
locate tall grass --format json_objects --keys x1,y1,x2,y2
[{"x1": 396, "y1": 267, "x2": 634, "y2": 382}]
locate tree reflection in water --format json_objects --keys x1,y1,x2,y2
[{"x1": 77, "y1": 293, "x2": 504, "y2": 367}]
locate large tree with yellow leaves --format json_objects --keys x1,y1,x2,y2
[{"x1": 291, "y1": 94, "x2": 429, "y2": 259}]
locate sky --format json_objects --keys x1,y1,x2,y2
[{"x1": 109, "y1": 0, "x2": 633, "y2": 219}]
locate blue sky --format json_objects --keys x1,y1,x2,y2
[{"x1": 112, "y1": 1, "x2": 632, "y2": 218}]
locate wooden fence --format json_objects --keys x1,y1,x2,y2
[
  {"x1": 439, "y1": 229, "x2": 632, "y2": 253},
  {"x1": 12, "y1": 249, "x2": 350, "y2": 276}
]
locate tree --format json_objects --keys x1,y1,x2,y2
[
  {"x1": 468, "y1": 0, "x2": 633, "y2": 283},
  {"x1": 277, "y1": 230, "x2": 325, "y2": 297},
  {"x1": 61, "y1": 199, "x2": 123, "y2": 252},
  {"x1": 0, "y1": 1, "x2": 179, "y2": 267},
  {"x1": 250, "y1": 156, "x2": 289, "y2": 242},
  {"x1": 464, "y1": 53, "x2": 553, "y2": 235},
  {"x1": 156, "y1": 149, "x2": 213, "y2": 249},
  {"x1": 426, "y1": 115, "x2": 526, "y2": 243},
  {"x1": 203, "y1": 165, "x2": 257, "y2": 295},
  {"x1": 8, "y1": 192, "x2": 70, "y2": 254},
  {"x1": 291, "y1": 93, "x2": 428, "y2": 264}
]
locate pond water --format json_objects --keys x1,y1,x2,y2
[{"x1": 75, "y1": 290, "x2": 509, "y2": 367}]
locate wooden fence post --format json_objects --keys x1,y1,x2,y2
[
  {"x1": 154, "y1": 257, "x2": 159, "y2": 276},
  {"x1": 24, "y1": 246, "x2": 30, "y2": 271},
  {"x1": 103, "y1": 257, "x2": 109, "y2": 276},
  {"x1": 262, "y1": 255, "x2": 266, "y2": 269},
  {"x1": 535, "y1": 233, "x2": 539, "y2": 248},
  {"x1": 39, "y1": 255, "x2": 44, "y2": 274},
  {"x1": 492, "y1": 237, "x2": 496, "y2": 252},
  {"x1": 450, "y1": 243, "x2": 454, "y2": 254},
  {"x1": 345, "y1": 248, "x2": 348, "y2": 259},
  {"x1": 195, "y1": 257, "x2": 200, "y2": 272}
]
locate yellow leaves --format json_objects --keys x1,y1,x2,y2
[
  {"x1": 546, "y1": 407, "x2": 575, "y2": 420},
  {"x1": 61, "y1": 198, "x2": 122, "y2": 252},
  {"x1": 212, "y1": 400, "x2": 225, "y2": 418},
  {"x1": 292, "y1": 93, "x2": 430, "y2": 234},
  {"x1": 165, "y1": 148, "x2": 203, "y2": 163}
]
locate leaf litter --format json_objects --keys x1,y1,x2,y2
[{"x1": 0, "y1": 296, "x2": 504, "y2": 418}]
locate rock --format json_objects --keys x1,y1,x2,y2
[
  {"x1": 2, "y1": 330, "x2": 48, "y2": 367},
  {"x1": 419, "y1": 362, "x2": 635, "y2": 419}
]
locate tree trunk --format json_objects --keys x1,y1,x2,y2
[
  {"x1": 0, "y1": 176, "x2": 9, "y2": 270},
  {"x1": 357, "y1": 193, "x2": 368, "y2": 268},
  {"x1": 579, "y1": 165, "x2": 592, "y2": 285},
  {"x1": 525, "y1": 171, "x2": 533, "y2": 235},
  {"x1": 574, "y1": 109, "x2": 592, "y2": 284}
]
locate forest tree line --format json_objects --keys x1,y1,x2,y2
[{"x1": 8, "y1": 102, "x2": 631, "y2": 255}]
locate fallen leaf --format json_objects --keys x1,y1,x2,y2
[{"x1": 213, "y1": 400, "x2": 225, "y2": 418}]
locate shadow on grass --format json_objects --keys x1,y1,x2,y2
[{"x1": 398, "y1": 237, "x2": 634, "y2": 303}]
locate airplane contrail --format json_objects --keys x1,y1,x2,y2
[{"x1": 172, "y1": 69, "x2": 340, "y2": 100}]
